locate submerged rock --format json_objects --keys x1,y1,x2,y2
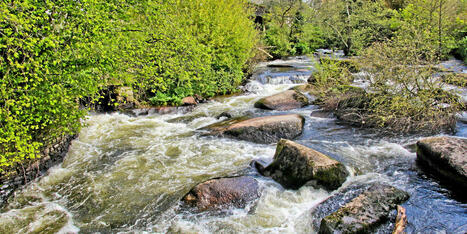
[
  {"x1": 216, "y1": 112, "x2": 233, "y2": 119},
  {"x1": 182, "y1": 176, "x2": 259, "y2": 212},
  {"x1": 416, "y1": 136, "x2": 467, "y2": 190},
  {"x1": 254, "y1": 90, "x2": 309, "y2": 111},
  {"x1": 259, "y1": 139, "x2": 348, "y2": 190},
  {"x1": 201, "y1": 114, "x2": 305, "y2": 144},
  {"x1": 318, "y1": 183, "x2": 410, "y2": 234}
]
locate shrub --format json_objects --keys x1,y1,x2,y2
[
  {"x1": 0, "y1": 0, "x2": 105, "y2": 174},
  {"x1": 0, "y1": 0, "x2": 257, "y2": 174}
]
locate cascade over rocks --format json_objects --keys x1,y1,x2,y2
[
  {"x1": 317, "y1": 183, "x2": 410, "y2": 234},
  {"x1": 254, "y1": 90, "x2": 309, "y2": 111},
  {"x1": 257, "y1": 139, "x2": 348, "y2": 190},
  {"x1": 416, "y1": 136, "x2": 467, "y2": 190},
  {"x1": 182, "y1": 176, "x2": 260, "y2": 212},
  {"x1": 200, "y1": 114, "x2": 305, "y2": 144}
]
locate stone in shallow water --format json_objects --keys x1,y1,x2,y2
[
  {"x1": 318, "y1": 183, "x2": 409, "y2": 234},
  {"x1": 259, "y1": 139, "x2": 348, "y2": 190},
  {"x1": 416, "y1": 136, "x2": 467, "y2": 190},
  {"x1": 182, "y1": 176, "x2": 259, "y2": 212},
  {"x1": 200, "y1": 114, "x2": 305, "y2": 144},
  {"x1": 254, "y1": 90, "x2": 309, "y2": 111}
]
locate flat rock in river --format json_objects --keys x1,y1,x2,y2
[
  {"x1": 416, "y1": 136, "x2": 467, "y2": 190},
  {"x1": 182, "y1": 176, "x2": 259, "y2": 212},
  {"x1": 259, "y1": 139, "x2": 348, "y2": 190},
  {"x1": 318, "y1": 183, "x2": 410, "y2": 234},
  {"x1": 201, "y1": 114, "x2": 305, "y2": 144},
  {"x1": 254, "y1": 90, "x2": 309, "y2": 111}
]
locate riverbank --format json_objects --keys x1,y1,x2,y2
[{"x1": 0, "y1": 56, "x2": 465, "y2": 233}]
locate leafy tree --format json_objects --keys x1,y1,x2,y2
[
  {"x1": 392, "y1": 0, "x2": 466, "y2": 59},
  {"x1": 313, "y1": 0, "x2": 396, "y2": 55},
  {"x1": 261, "y1": 0, "x2": 325, "y2": 57}
]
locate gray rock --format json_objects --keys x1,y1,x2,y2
[
  {"x1": 318, "y1": 183, "x2": 410, "y2": 234},
  {"x1": 182, "y1": 176, "x2": 259, "y2": 212},
  {"x1": 254, "y1": 90, "x2": 309, "y2": 111},
  {"x1": 201, "y1": 114, "x2": 305, "y2": 144},
  {"x1": 261, "y1": 139, "x2": 348, "y2": 190},
  {"x1": 416, "y1": 136, "x2": 467, "y2": 190}
]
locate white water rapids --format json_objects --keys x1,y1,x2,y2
[{"x1": 1, "y1": 57, "x2": 466, "y2": 233}]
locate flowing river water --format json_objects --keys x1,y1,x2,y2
[{"x1": 1, "y1": 57, "x2": 466, "y2": 233}]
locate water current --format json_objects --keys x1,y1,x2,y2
[{"x1": 1, "y1": 56, "x2": 466, "y2": 233}]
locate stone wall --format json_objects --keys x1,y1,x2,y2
[{"x1": 0, "y1": 134, "x2": 77, "y2": 207}]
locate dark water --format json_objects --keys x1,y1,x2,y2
[{"x1": 0, "y1": 57, "x2": 466, "y2": 233}]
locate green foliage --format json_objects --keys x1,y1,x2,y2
[
  {"x1": 392, "y1": 0, "x2": 466, "y2": 59},
  {"x1": 261, "y1": 0, "x2": 325, "y2": 58},
  {"x1": 356, "y1": 41, "x2": 462, "y2": 133},
  {"x1": 0, "y1": 0, "x2": 107, "y2": 174},
  {"x1": 0, "y1": 0, "x2": 257, "y2": 174},
  {"x1": 454, "y1": 33, "x2": 467, "y2": 63},
  {"x1": 111, "y1": 0, "x2": 257, "y2": 103},
  {"x1": 312, "y1": 59, "x2": 353, "y2": 87},
  {"x1": 314, "y1": 0, "x2": 396, "y2": 55}
]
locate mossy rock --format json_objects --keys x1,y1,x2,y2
[
  {"x1": 318, "y1": 183, "x2": 409, "y2": 234},
  {"x1": 261, "y1": 139, "x2": 349, "y2": 190}
]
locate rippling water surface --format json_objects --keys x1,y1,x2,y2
[{"x1": 1, "y1": 57, "x2": 466, "y2": 233}]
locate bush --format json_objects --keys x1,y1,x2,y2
[
  {"x1": 0, "y1": 1, "x2": 107, "y2": 174},
  {"x1": 0, "y1": 0, "x2": 257, "y2": 174},
  {"x1": 355, "y1": 42, "x2": 462, "y2": 133}
]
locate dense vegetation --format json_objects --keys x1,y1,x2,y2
[
  {"x1": 300, "y1": 0, "x2": 467, "y2": 133},
  {"x1": 259, "y1": 0, "x2": 466, "y2": 59},
  {"x1": 1, "y1": 0, "x2": 466, "y2": 174},
  {"x1": 0, "y1": 0, "x2": 256, "y2": 174}
]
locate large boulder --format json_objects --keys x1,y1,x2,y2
[
  {"x1": 258, "y1": 139, "x2": 348, "y2": 190},
  {"x1": 416, "y1": 136, "x2": 467, "y2": 190},
  {"x1": 182, "y1": 176, "x2": 260, "y2": 212},
  {"x1": 318, "y1": 183, "x2": 410, "y2": 234},
  {"x1": 201, "y1": 114, "x2": 305, "y2": 144},
  {"x1": 254, "y1": 90, "x2": 309, "y2": 111}
]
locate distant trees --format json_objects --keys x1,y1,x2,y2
[
  {"x1": 306, "y1": 0, "x2": 466, "y2": 133},
  {"x1": 261, "y1": 0, "x2": 325, "y2": 57},
  {"x1": 259, "y1": 0, "x2": 466, "y2": 59}
]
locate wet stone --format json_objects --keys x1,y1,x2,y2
[
  {"x1": 259, "y1": 139, "x2": 348, "y2": 190},
  {"x1": 201, "y1": 114, "x2": 305, "y2": 144},
  {"x1": 416, "y1": 136, "x2": 467, "y2": 190},
  {"x1": 317, "y1": 183, "x2": 409, "y2": 234},
  {"x1": 254, "y1": 90, "x2": 309, "y2": 111},
  {"x1": 182, "y1": 176, "x2": 260, "y2": 212}
]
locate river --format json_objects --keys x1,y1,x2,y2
[{"x1": 1, "y1": 56, "x2": 466, "y2": 233}]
